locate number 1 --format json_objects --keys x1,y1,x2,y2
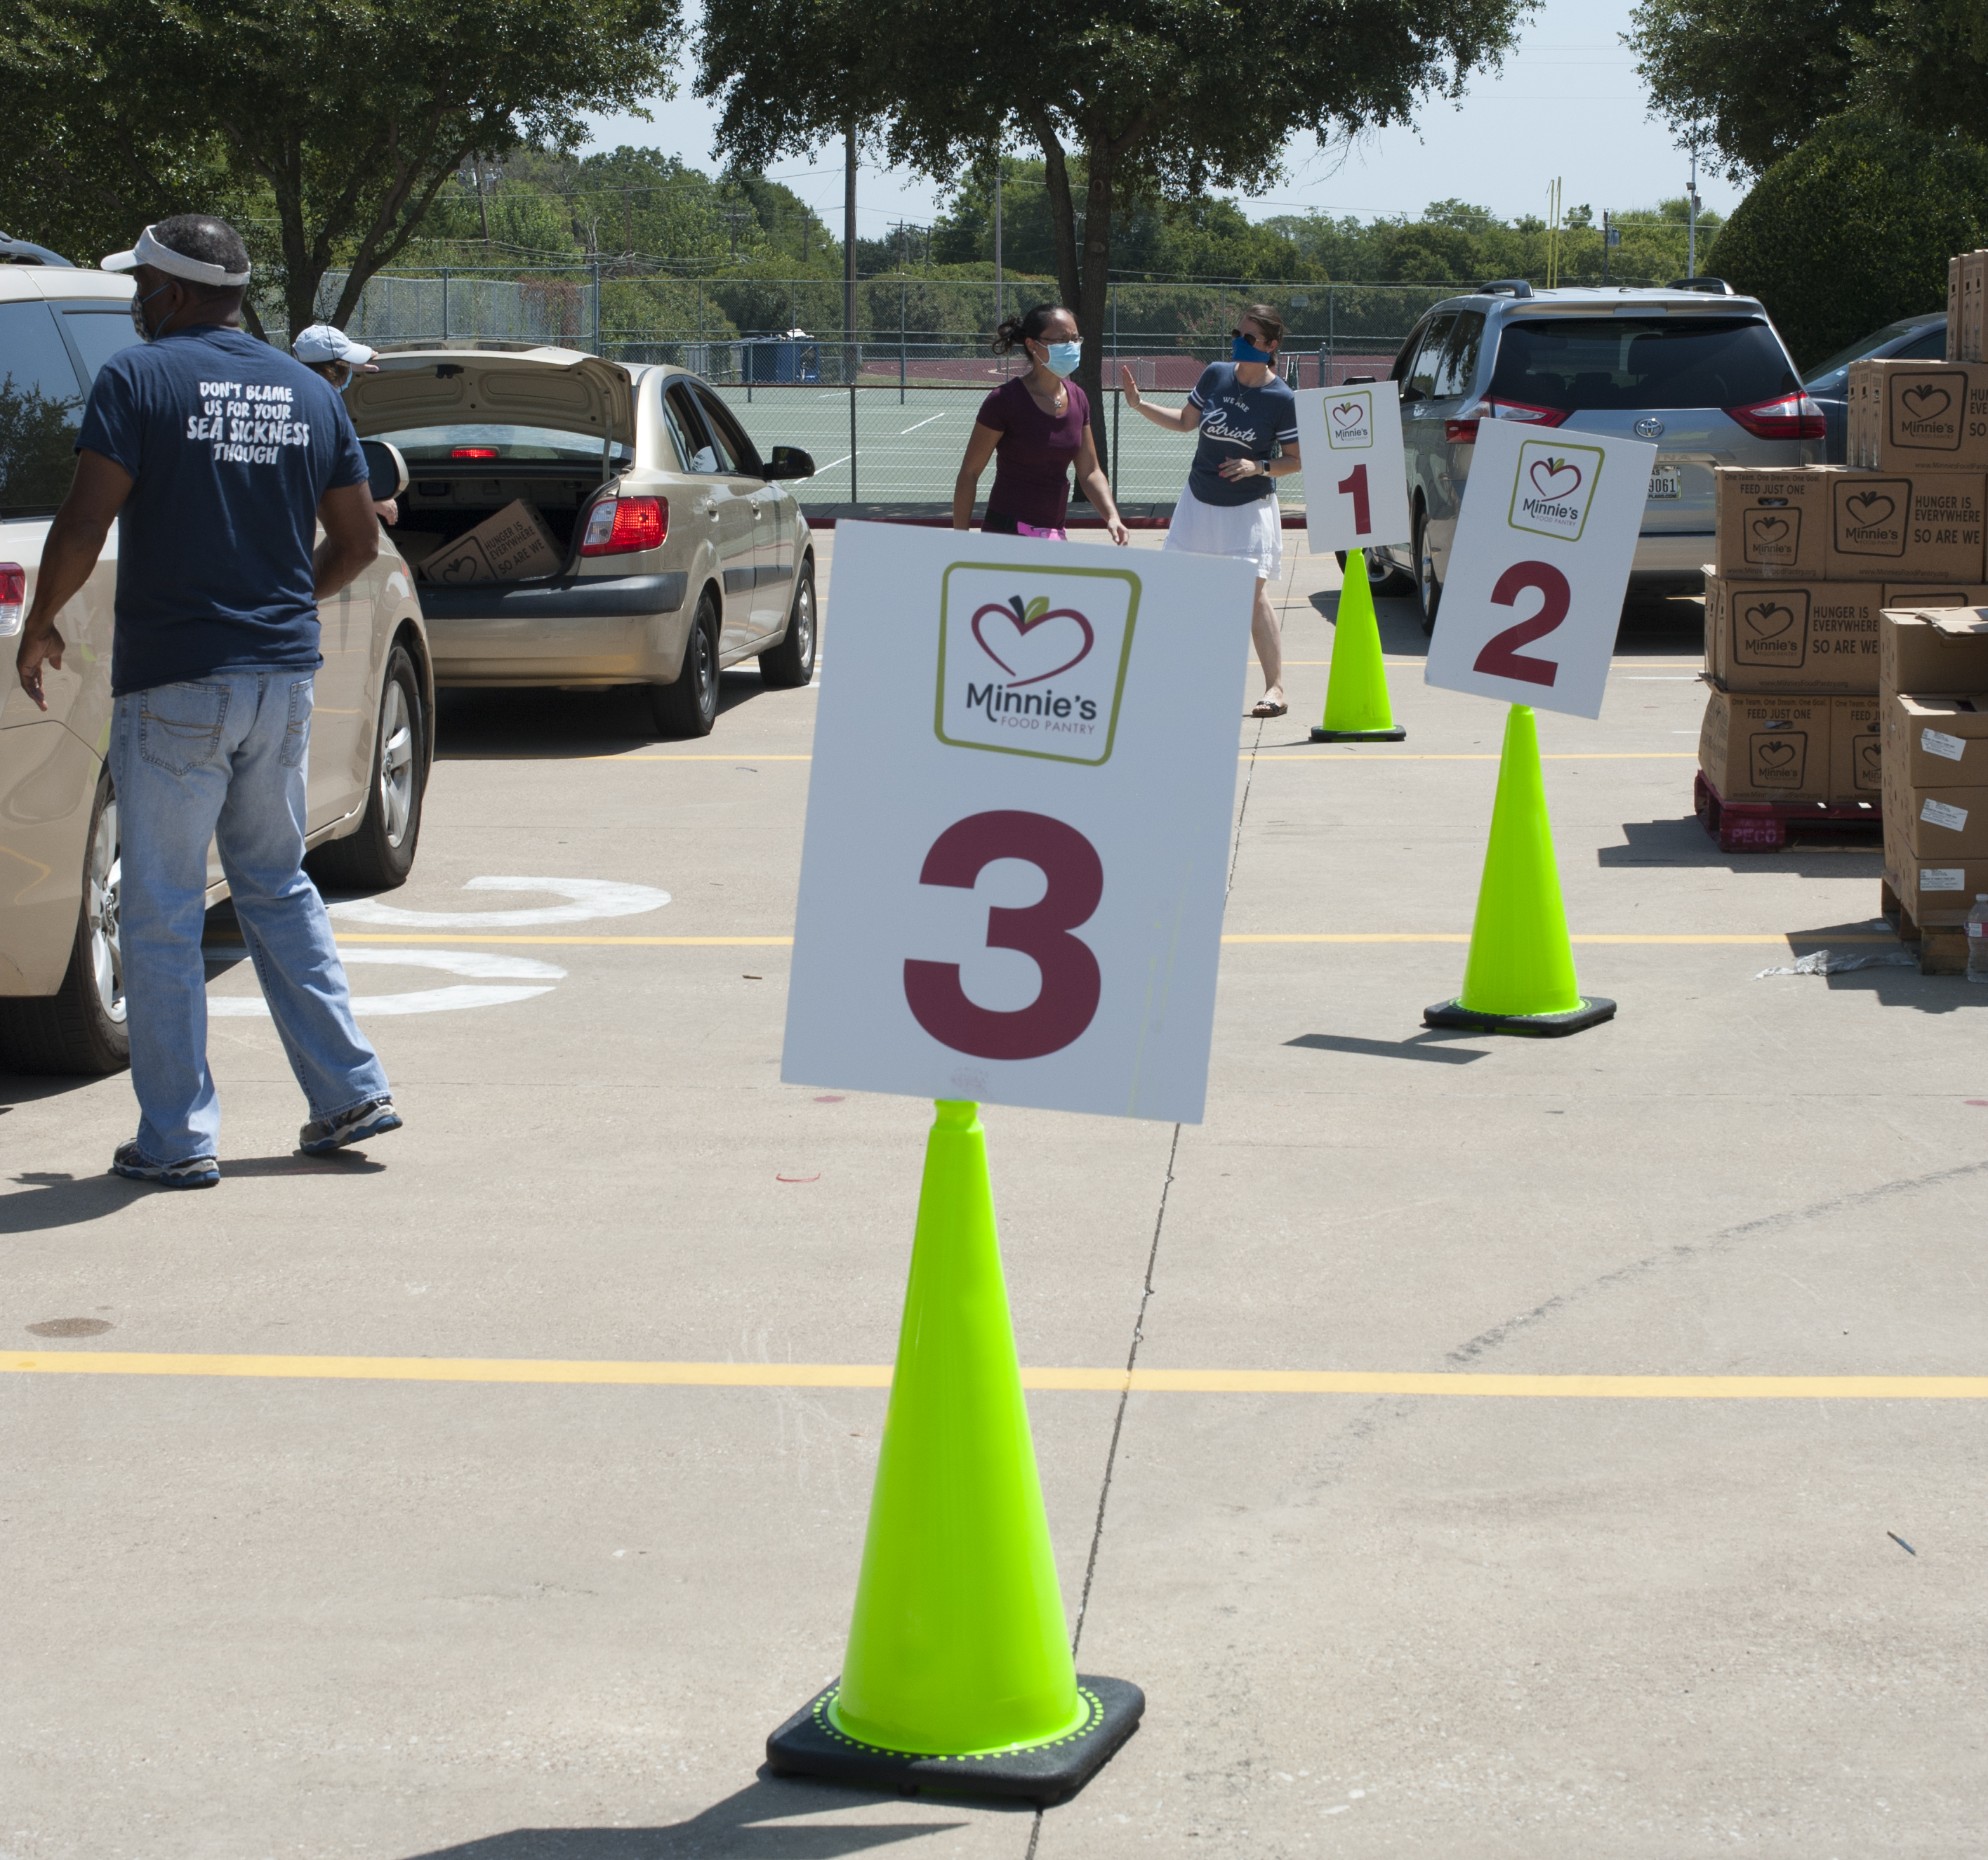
[{"x1": 1337, "y1": 463, "x2": 1371, "y2": 536}]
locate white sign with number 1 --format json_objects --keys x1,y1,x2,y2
[
  {"x1": 1296, "y1": 381, "x2": 1412, "y2": 555},
  {"x1": 781, "y1": 522, "x2": 1254, "y2": 1123},
  {"x1": 1423, "y1": 416, "x2": 1656, "y2": 720}
]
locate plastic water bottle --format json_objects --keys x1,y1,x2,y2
[{"x1": 1969, "y1": 897, "x2": 1988, "y2": 984}]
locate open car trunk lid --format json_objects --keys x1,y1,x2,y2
[{"x1": 344, "y1": 347, "x2": 635, "y2": 454}]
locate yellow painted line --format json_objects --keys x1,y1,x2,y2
[
  {"x1": 201, "y1": 931, "x2": 1895, "y2": 952},
  {"x1": 6, "y1": 1353, "x2": 1982, "y2": 1399}
]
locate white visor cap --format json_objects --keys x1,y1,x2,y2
[
  {"x1": 292, "y1": 324, "x2": 378, "y2": 368},
  {"x1": 101, "y1": 224, "x2": 251, "y2": 286}
]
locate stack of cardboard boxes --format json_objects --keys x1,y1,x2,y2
[{"x1": 1699, "y1": 464, "x2": 1987, "y2": 808}]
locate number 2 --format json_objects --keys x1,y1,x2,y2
[
  {"x1": 903, "y1": 810, "x2": 1104, "y2": 1061},
  {"x1": 1337, "y1": 463, "x2": 1371, "y2": 536},
  {"x1": 1473, "y1": 560, "x2": 1570, "y2": 687}
]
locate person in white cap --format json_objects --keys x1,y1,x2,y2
[
  {"x1": 293, "y1": 324, "x2": 397, "y2": 522},
  {"x1": 11, "y1": 214, "x2": 402, "y2": 1188}
]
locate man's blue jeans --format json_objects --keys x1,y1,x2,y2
[{"x1": 108, "y1": 669, "x2": 388, "y2": 1163}]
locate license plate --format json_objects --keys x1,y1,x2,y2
[{"x1": 1648, "y1": 466, "x2": 1682, "y2": 500}]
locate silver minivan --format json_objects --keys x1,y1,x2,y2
[{"x1": 1367, "y1": 282, "x2": 1822, "y2": 629}]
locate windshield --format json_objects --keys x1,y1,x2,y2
[
  {"x1": 1802, "y1": 321, "x2": 1947, "y2": 394},
  {"x1": 371, "y1": 422, "x2": 630, "y2": 466},
  {"x1": 1487, "y1": 316, "x2": 1797, "y2": 411}
]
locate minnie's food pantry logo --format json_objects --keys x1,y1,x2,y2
[
  {"x1": 1889, "y1": 369, "x2": 1965, "y2": 449},
  {"x1": 1507, "y1": 438, "x2": 1605, "y2": 541},
  {"x1": 935, "y1": 562, "x2": 1139, "y2": 765},
  {"x1": 1324, "y1": 391, "x2": 1373, "y2": 449}
]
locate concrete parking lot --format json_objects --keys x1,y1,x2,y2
[{"x1": 6, "y1": 529, "x2": 1986, "y2": 1858}]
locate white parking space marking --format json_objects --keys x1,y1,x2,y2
[
  {"x1": 900, "y1": 413, "x2": 947, "y2": 435},
  {"x1": 208, "y1": 948, "x2": 566, "y2": 1017},
  {"x1": 328, "y1": 876, "x2": 670, "y2": 930}
]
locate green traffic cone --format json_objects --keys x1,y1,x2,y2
[
  {"x1": 1424, "y1": 705, "x2": 1615, "y2": 1036},
  {"x1": 765, "y1": 1100, "x2": 1144, "y2": 1805},
  {"x1": 1311, "y1": 548, "x2": 1406, "y2": 742}
]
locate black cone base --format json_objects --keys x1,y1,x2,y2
[
  {"x1": 766, "y1": 1675, "x2": 1145, "y2": 1807},
  {"x1": 1310, "y1": 724, "x2": 1407, "y2": 742},
  {"x1": 1424, "y1": 996, "x2": 1617, "y2": 1038}
]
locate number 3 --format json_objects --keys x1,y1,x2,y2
[
  {"x1": 903, "y1": 810, "x2": 1103, "y2": 1061},
  {"x1": 1473, "y1": 560, "x2": 1570, "y2": 687}
]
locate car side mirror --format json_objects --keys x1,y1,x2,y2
[
  {"x1": 764, "y1": 444, "x2": 816, "y2": 481},
  {"x1": 361, "y1": 438, "x2": 409, "y2": 501}
]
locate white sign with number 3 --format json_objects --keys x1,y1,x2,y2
[
  {"x1": 1296, "y1": 381, "x2": 1412, "y2": 555},
  {"x1": 1422, "y1": 416, "x2": 1657, "y2": 720},
  {"x1": 781, "y1": 522, "x2": 1254, "y2": 1123}
]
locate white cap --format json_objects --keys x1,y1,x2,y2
[
  {"x1": 292, "y1": 324, "x2": 378, "y2": 369},
  {"x1": 101, "y1": 224, "x2": 250, "y2": 286}
]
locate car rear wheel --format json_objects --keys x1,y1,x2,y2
[
  {"x1": 757, "y1": 556, "x2": 816, "y2": 688},
  {"x1": 0, "y1": 769, "x2": 129, "y2": 1074},
  {"x1": 306, "y1": 642, "x2": 428, "y2": 892},
  {"x1": 649, "y1": 591, "x2": 720, "y2": 738},
  {"x1": 1335, "y1": 546, "x2": 1415, "y2": 598},
  {"x1": 1414, "y1": 509, "x2": 1444, "y2": 635}
]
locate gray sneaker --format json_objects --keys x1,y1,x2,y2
[
  {"x1": 300, "y1": 1095, "x2": 403, "y2": 1156},
  {"x1": 111, "y1": 1141, "x2": 220, "y2": 1189}
]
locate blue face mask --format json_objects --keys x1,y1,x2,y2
[
  {"x1": 131, "y1": 282, "x2": 174, "y2": 342},
  {"x1": 1044, "y1": 339, "x2": 1082, "y2": 378},
  {"x1": 1233, "y1": 335, "x2": 1275, "y2": 365}
]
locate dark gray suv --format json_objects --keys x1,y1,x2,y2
[{"x1": 1368, "y1": 281, "x2": 1821, "y2": 628}]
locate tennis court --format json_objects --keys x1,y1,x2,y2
[{"x1": 713, "y1": 384, "x2": 1307, "y2": 511}]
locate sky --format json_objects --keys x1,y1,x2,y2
[{"x1": 582, "y1": 0, "x2": 1742, "y2": 243}]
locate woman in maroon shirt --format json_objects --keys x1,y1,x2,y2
[{"x1": 950, "y1": 303, "x2": 1129, "y2": 543}]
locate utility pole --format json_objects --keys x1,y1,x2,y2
[
  {"x1": 1602, "y1": 209, "x2": 1611, "y2": 286},
  {"x1": 1686, "y1": 147, "x2": 1701, "y2": 277}
]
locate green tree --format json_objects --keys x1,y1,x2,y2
[
  {"x1": 1704, "y1": 112, "x2": 1988, "y2": 364},
  {"x1": 0, "y1": 0, "x2": 680, "y2": 339},
  {"x1": 1626, "y1": 0, "x2": 1883, "y2": 179},
  {"x1": 696, "y1": 0, "x2": 1532, "y2": 461}
]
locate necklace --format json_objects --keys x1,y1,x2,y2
[{"x1": 1026, "y1": 373, "x2": 1066, "y2": 415}]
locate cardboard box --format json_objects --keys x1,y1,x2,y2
[
  {"x1": 1966, "y1": 252, "x2": 1988, "y2": 364},
  {"x1": 1705, "y1": 574, "x2": 1878, "y2": 692},
  {"x1": 1886, "y1": 855, "x2": 1988, "y2": 926},
  {"x1": 1846, "y1": 360, "x2": 1988, "y2": 470},
  {"x1": 1699, "y1": 690, "x2": 1829, "y2": 801},
  {"x1": 1884, "y1": 691, "x2": 1988, "y2": 785},
  {"x1": 1821, "y1": 468, "x2": 1987, "y2": 581},
  {"x1": 1878, "y1": 605, "x2": 1988, "y2": 694},
  {"x1": 1713, "y1": 466, "x2": 1827, "y2": 576},
  {"x1": 1948, "y1": 255, "x2": 1962, "y2": 362},
  {"x1": 1881, "y1": 757, "x2": 1988, "y2": 856},
  {"x1": 1882, "y1": 582, "x2": 1988, "y2": 609},
  {"x1": 1830, "y1": 696, "x2": 1883, "y2": 803},
  {"x1": 417, "y1": 500, "x2": 562, "y2": 584}
]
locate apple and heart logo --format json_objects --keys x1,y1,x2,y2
[
  {"x1": 1530, "y1": 456, "x2": 1582, "y2": 501},
  {"x1": 1858, "y1": 738, "x2": 1883, "y2": 779},
  {"x1": 1901, "y1": 384, "x2": 1952, "y2": 422},
  {"x1": 429, "y1": 546, "x2": 492, "y2": 585},
  {"x1": 1758, "y1": 739, "x2": 1798, "y2": 770},
  {"x1": 1741, "y1": 599, "x2": 1798, "y2": 640},
  {"x1": 972, "y1": 592, "x2": 1095, "y2": 687},
  {"x1": 1845, "y1": 490, "x2": 1897, "y2": 529},
  {"x1": 1749, "y1": 514, "x2": 1791, "y2": 546},
  {"x1": 1330, "y1": 401, "x2": 1366, "y2": 433}
]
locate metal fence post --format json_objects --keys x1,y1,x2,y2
[
  {"x1": 440, "y1": 268, "x2": 449, "y2": 342},
  {"x1": 1327, "y1": 286, "x2": 1334, "y2": 387},
  {"x1": 591, "y1": 259, "x2": 602, "y2": 355},
  {"x1": 849, "y1": 382, "x2": 859, "y2": 505},
  {"x1": 900, "y1": 282, "x2": 908, "y2": 404}
]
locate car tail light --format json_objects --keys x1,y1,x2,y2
[
  {"x1": 1445, "y1": 397, "x2": 1571, "y2": 444},
  {"x1": 1725, "y1": 392, "x2": 1826, "y2": 440},
  {"x1": 451, "y1": 446, "x2": 498, "y2": 459},
  {"x1": 0, "y1": 563, "x2": 23, "y2": 638},
  {"x1": 581, "y1": 495, "x2": 668, "y2": 556}
]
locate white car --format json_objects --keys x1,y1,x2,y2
[{"x1": 0, "y1": 253, "x2": 434, "y2": 1074}]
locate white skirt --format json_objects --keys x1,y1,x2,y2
[{"x1": 1162, "y1": 480, "x2": 1283, "y2": 581}]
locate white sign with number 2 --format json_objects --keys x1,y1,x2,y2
[
  {"x1": 1423, "y1": 416, "x2": 1657, "y2": 720},
  {"x1": 1296, "y1": 381, "x2": 1412, "y2": 555},
  {"x1": 781, "y1": 522, "x2": 1254, "y2": 1123}
]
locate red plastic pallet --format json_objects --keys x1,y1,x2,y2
[{"x1": 1694, "y1": 772, "x2": 1883, "y2": 853}]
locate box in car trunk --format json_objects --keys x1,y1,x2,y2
[
  {"x1": 1845, "y1": 360, "x2": 1988, "y2": 470},
  {"x1": 416, "y1": 499, "x2": 562, "y2": 584},
  {"x1": 1705, "y1": 574, "x2": 1878, "y2": 692},
  {"x1": 1820, "y1": 467, "x2": 1987, "y2": 581},
  {"x1": 1713, "y1": 466, "x2": 1828, "y2": 576}
]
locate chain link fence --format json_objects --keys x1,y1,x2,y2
[{"x1": 302, "y1": 268, "x2": 1459, "y2": 509}]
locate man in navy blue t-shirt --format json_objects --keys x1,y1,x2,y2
[{"x1": 15, "y1": 216, "x2": 401, "y2": 1187}]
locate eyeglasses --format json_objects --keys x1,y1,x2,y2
[{"x1": 1231, "y1": 328, "x2": 1276, "y2": 347}]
